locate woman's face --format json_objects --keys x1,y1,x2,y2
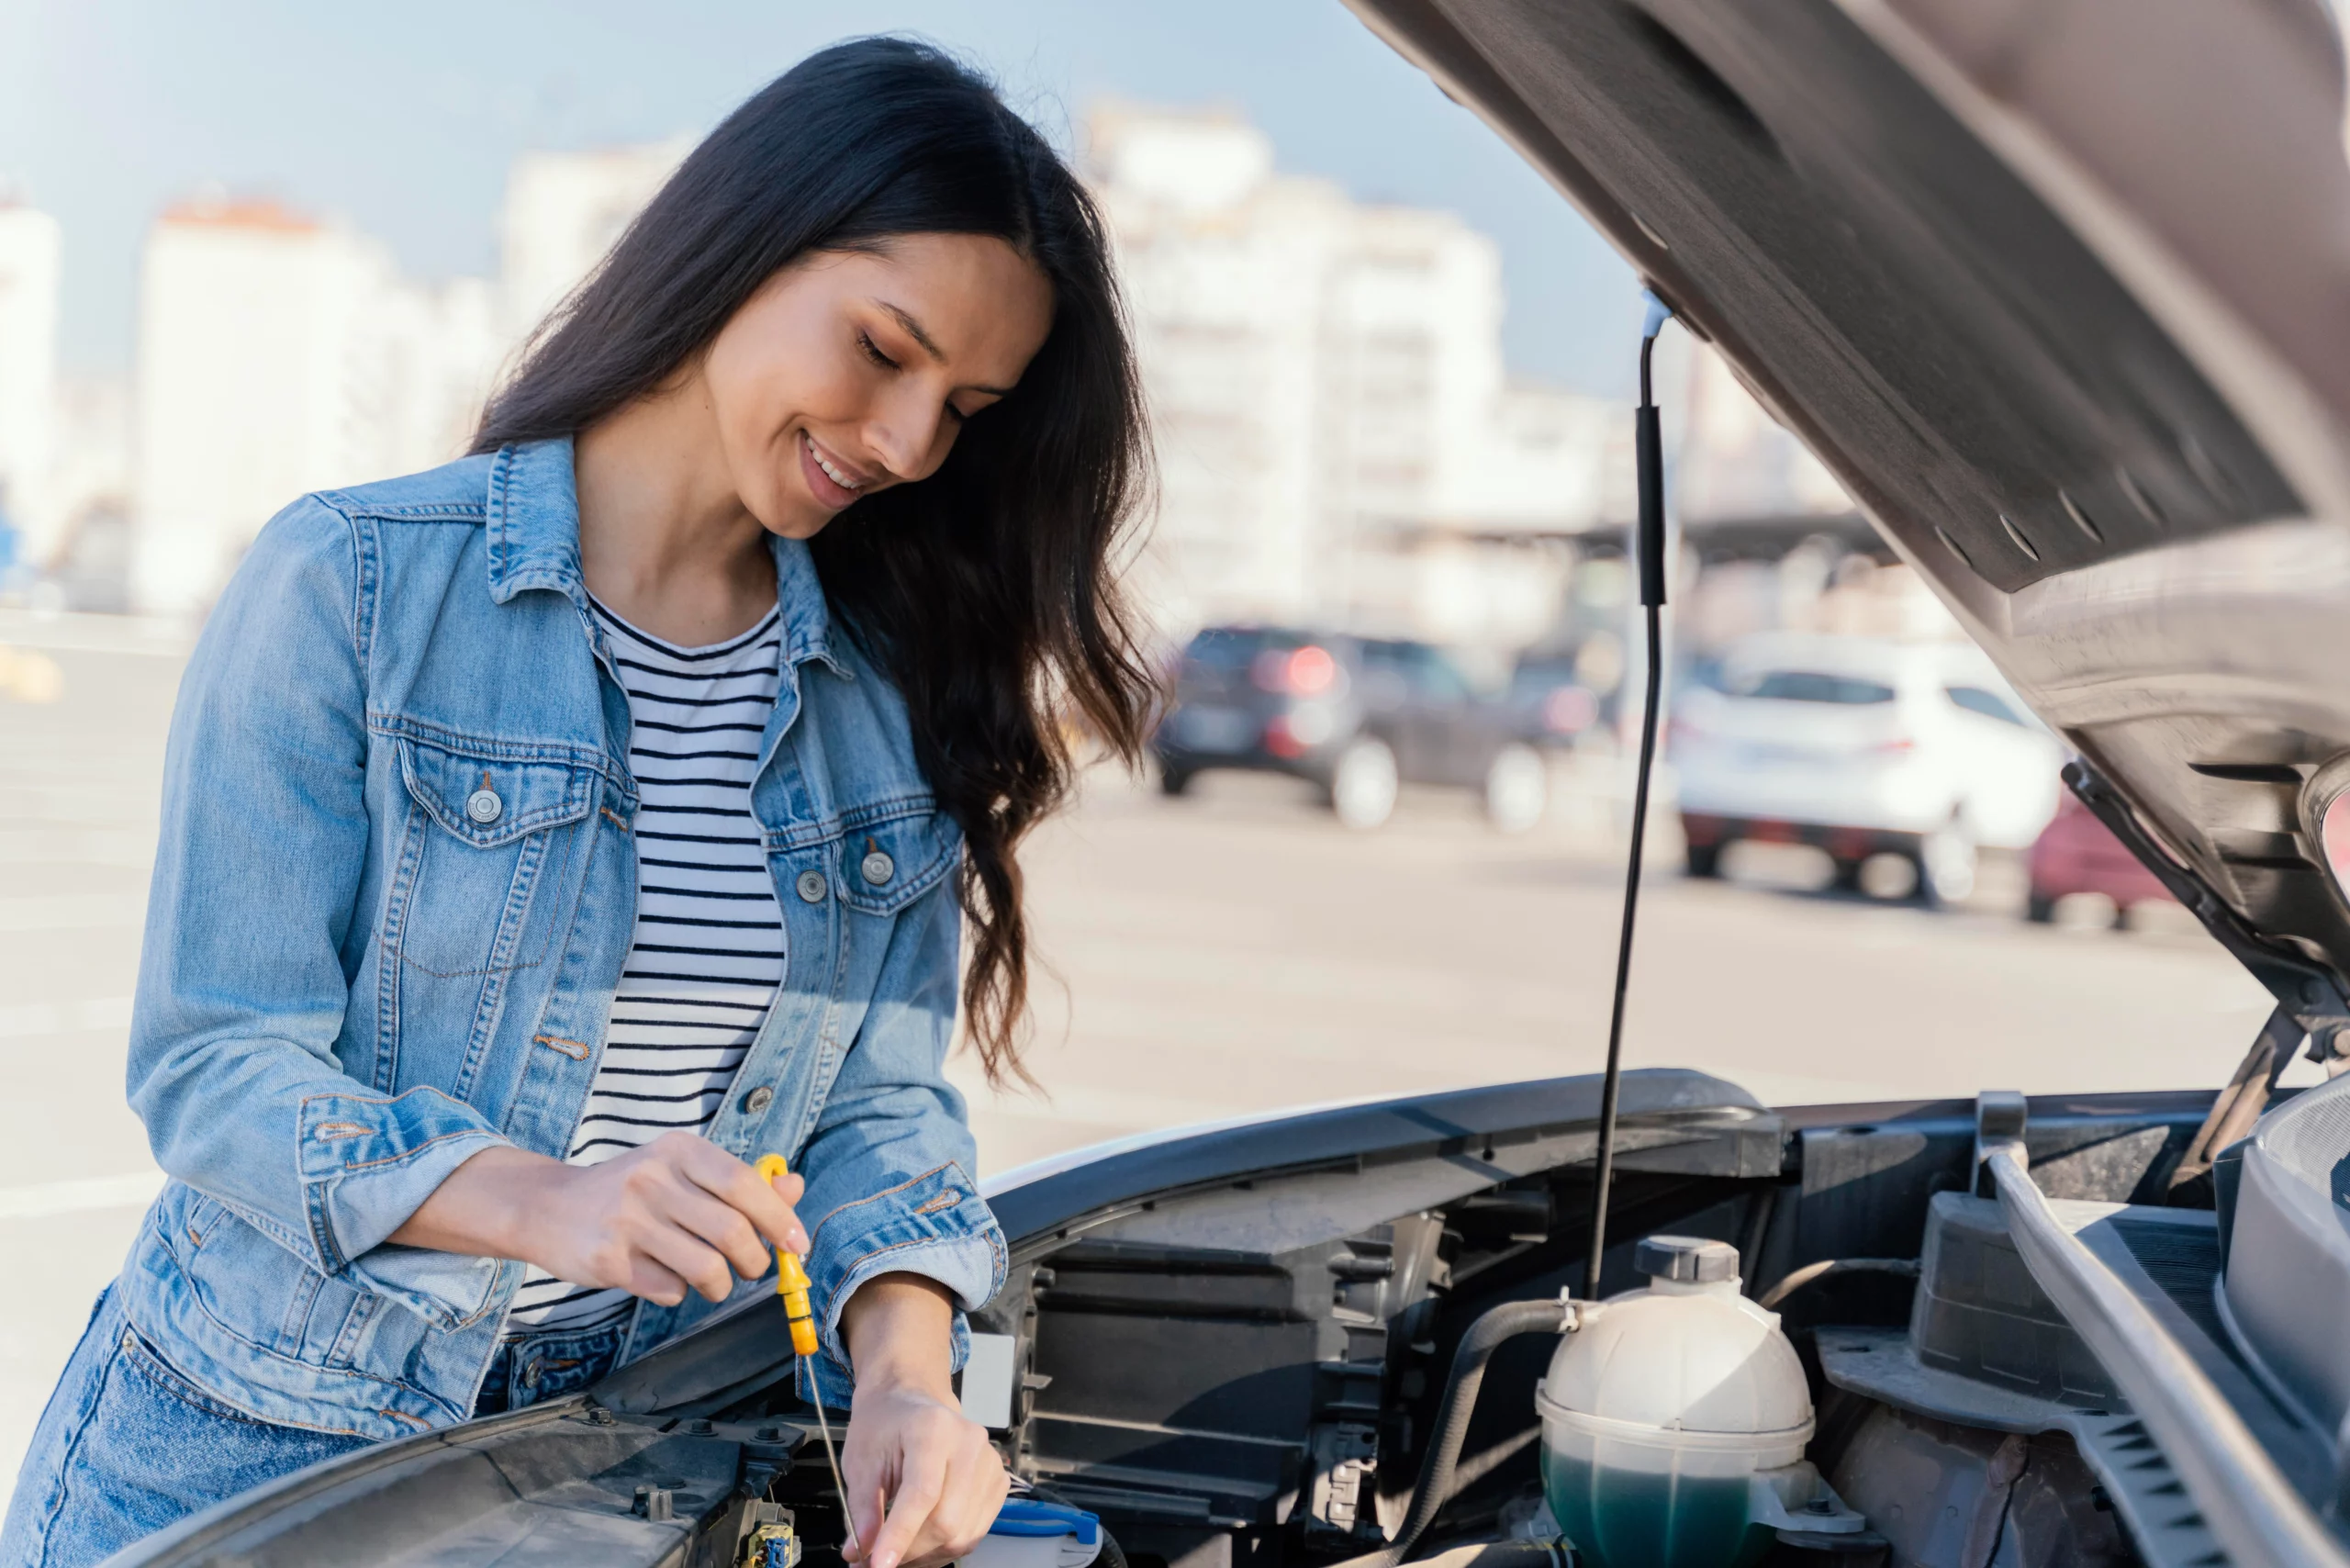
[{"x1": 701, "y1": 233, "x2": 1056, "y2": 539}]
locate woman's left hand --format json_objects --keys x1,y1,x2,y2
[{"x1": 838, "y1": 1274, "x2": 1009, "y2": 1568}]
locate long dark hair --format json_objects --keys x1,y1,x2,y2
[{"x1": 474, "y1": 38, "x2": 1154, "y2": 1086}]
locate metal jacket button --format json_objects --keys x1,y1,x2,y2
[
  {"x1": 861, "y1": 849, "x2": 895, "y2": 886},
  {"x1": 742, "y1": 1085, "x2": 774, "y2": 1114},
  {"x1": 795, "y1": 869, "x2": 828, "y2": 903},
  {"x1": 465, "y1": 787, "x2": 502, "y2": 825}
]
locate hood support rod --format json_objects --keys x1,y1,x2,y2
[{"x1": 1585, "y1": 292, "x2": 1674, "y2": 1302}]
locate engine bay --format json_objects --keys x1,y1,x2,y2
[
  {"x1": 120, "y1": 1071, "x2": 2350, "y2": 1568},
  {"x1": 561, "y1": 1070, "x2": 2350, "y2": 1568},
  {"x1": 921, "y1": 1076, "x2": 2343, "y2": 1568}
]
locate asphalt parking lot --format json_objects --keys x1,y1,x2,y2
[{"x1": 0, "y1": 610, "x2": 2285, "y2": 1479}]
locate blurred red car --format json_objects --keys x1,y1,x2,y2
[{"x1": 2024, "y1": 791, "x2": 2176, "y2": 923}]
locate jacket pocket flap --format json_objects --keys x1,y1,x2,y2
[
  {"x1": 397, "y1": 734, "x2": 599, "y2": 848},
  {"x1": 834, "y1": 807, "x2": 961, "y2": 915}
]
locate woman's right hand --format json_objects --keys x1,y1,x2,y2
[{"x1": 389, "y1": 1133, "x2": 809, "y2": 1306}]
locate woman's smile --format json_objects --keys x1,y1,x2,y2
[{"x1": 800, "y1": 429, "x2": 873, "y2": 509}]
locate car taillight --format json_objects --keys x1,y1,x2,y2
[
  {"x1": 1288, "y1": 646, "x2": 1337, "y2": 695},
  {"x1": 1252, "y1": 644, "x2": 1338, "y2": 695},
  {"x1": 1263, "y1": 715, "x2": 1307, "y2": 758},
  {"x1": 1543, "y1": 686, "x2": 1599, "y2": 734},
  {"x1": 1872, "y1": 735, "x2": 1916, "y2": 755}
]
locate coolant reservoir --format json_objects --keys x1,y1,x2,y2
[{"x1": 1535, "y1": 1236, "x2": 1827, "y2": 1568}]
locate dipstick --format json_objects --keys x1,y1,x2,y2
[{"x1": 755, "y1": 1154, "x2": 862, "y2": 1557}]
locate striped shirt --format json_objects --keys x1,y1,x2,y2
[{"x1": 507, "y1": 598, "x2": 785, "y2": 1333}]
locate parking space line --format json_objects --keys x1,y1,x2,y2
[
  {"x1": 0, "y1": 895, "x2": 147, "y2": 934},
  {"x1": 0, "y1": 996, "x2": 133, "y2": 1039},
  {"x1": 0, "y1": 1170, "x2": 164, "y2": 1221}
]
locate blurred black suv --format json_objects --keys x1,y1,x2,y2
[{"x1": 1150, "y1": 626, "x2": 1547, "y2": 831}]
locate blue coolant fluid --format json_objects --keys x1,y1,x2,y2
[
  {"x1": 957, "y1": 1498, "x2": 1103, "y2": 1568},
  {"x1": 1535, "y1": 1238, "x2": 1864, "y2": 1568}
]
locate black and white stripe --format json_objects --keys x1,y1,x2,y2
[{"x1": 507, "y1": 598, "x2": 785, "y2": 1334}]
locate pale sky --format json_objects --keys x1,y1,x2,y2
[{"x1": 1, "y1": 0, "x2": 1639, "y2": 392}]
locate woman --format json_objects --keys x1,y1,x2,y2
[{"x1": 2, "y1": 38, "x2": 1152, "y2": 1568}]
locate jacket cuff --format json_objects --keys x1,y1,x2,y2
[
  {"x1": 298, "y1": 1087, "x2": 510, "y2": 1327},
  {"x1": 800, "y1": 1163, "x2": 1004, "y2": 1408}
]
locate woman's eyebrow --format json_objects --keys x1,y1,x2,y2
[{"x1": 876, "y1": 300, "x2": 1016, "y2": 397}]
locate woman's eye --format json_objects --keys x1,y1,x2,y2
[
  {"x1": 944, "y1": 403, "x2": 968, "y2": 426},
  {"x1": 856, "y1": 331, "x2": 897, "y2": 370}
]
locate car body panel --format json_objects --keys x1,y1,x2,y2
[
  {"x1": 1673, "y1": 633, "x2": 2061, "y2": 847},
  {"x1": 1152, "y1": 626, "x2": 1517, "y2": 792},
  {"x1": 2029, "y1": 790, "x2": 2178, "y2": 913}
]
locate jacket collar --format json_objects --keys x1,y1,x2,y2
[{"x1": 484, "y1": 436, "x2": 845, "y2": 676}]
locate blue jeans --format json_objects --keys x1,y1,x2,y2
[
  {"x1": 0, "y1": 1290, "x2": 626, "y2": 1568},
  {"x1": 465, "y1": 1317, "x2": 626, "y2": 1417},
  {"x1": 0, "y1": 1288, "x2": 368, "y2": 1568}
]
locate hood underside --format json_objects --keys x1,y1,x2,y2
[{"x1": 1347, "y1": 0, "x2": 2350, "y2": 996}]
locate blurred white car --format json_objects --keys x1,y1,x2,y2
[{"x1": 1672, "y1": 633, "x2": 2062, "y2": 903}]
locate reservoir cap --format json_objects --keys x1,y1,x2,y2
[{"x1": 1635, "y1": 1235, "x2": 1739, "y2": 1283}]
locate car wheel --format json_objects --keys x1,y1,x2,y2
[
  {"x1": 1684, "y1": 840, "x2": 1724, "y2": 879},
  {"x1": 2025, "y1": 889, "x2": 2055, "y2": 923},
  {"x1": 1917, "y1": 815, "x2": 1978, "y2": 906},
  {"x1": 1327, "y1": 738, "x2": 1399, "y2": 831},
  {"x1": 1483, "y1": 744, "x2": 1548, "y2": 834},
  {"x1": 1158, "y1": 765, "x2": 1194, "y2": 798}
]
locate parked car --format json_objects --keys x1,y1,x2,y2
[
  {"x1": 2026, "y1": 790, "x2": 2178, "y2": 924},
  {"x1": 1505, "y1": 647, "x2": 1612, "y2": 750},
  {"x1": 1673, "y1": 633, "x2": 2063, "y2": 902},
  {"x1": 117, "y1": 6, "x2": 2350, "y2": 1568},
  {"x1": 1151, "y1": 625, "x2": 1548, "y2": 831}
]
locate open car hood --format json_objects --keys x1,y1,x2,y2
[{"x1": 1346, "y1": 0, "x2": 2350, "y2": 1009}]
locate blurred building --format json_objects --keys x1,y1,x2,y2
[
  {"x1": 500, "y1": 140, "x2": 690, "y2": 341},
  {"x1": 118, "y1": 143, "x2": 699, "y2": 612},
  {"x1": 106, "y1": 123, "x2": 1874, "y2": 638},
  {"x1": 131, "y1": 199, "x2": 501, "y2": 611},
  {"x1": 1659, "y1": 342, "x2": 1955, "y2": 656},
  {"x1": 1088, "y1": 106, "x2": 1608, "y2": 650},
  {"x1": 0, "y1": 200, "x2": 62, "y2": 571},
  {"x1": 1674, "y1": 343, "x2": 1851, "y2": 524}
]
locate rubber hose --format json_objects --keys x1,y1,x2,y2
[
  {"x1": 1331, "y1": 1296, "x2": 1571, "y2": 1568},
  {"x1": 1752, "y1": 1257, "x2": 1919, "y2": 1311}
]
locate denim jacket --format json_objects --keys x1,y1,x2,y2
[{"x1": 116, "y1": 437, "x2": 1004, "y2": 1440}]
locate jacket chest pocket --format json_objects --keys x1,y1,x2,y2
[
  {"x1": 393, "y1": 734, "x2": 604, "y2": 978},
  {"x1": 834, "y1": 804, "x2": 961, "y2": 917}
]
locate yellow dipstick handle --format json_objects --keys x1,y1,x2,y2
[{"x1": 755, "y1": 1154, "x2": 821, "y2": 1359}]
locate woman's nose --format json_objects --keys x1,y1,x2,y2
[{"x1": 865, "y1": 393, "x2": 951, "y2": 482}]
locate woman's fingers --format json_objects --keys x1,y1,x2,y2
[
  {"x1": 711, "y1": 1146, "x2": 811, "y2": 1254},
  {"x1": 919, "y1": 1429, "x2": 1005, "y2": 1565},
  {"x1": 670, "y1": 1134, "x2": 810, "y2": 1254},
  {"x1": 632, "y1": 1208, "x2": 739, "y2": 1303},
  {"x1": 853, "y1": 1404, "x2": 1008, "y2": 1568},
  {"x1": 659, "y1": 1181, "x2": 774, "y2": 1282},
  {"x1": 622, "y1": 1254, "x2": 692, "y2": 1308},
  {"x1": 846, "y1": 1479, "x2": 889, "y2": 1565},
  {"x1": 837, "y1": 1441, "x2": 889, "y2": 1563},
  {"x1": 865, "y1": 1450, "x2": 946, "y2": 1568},
  {"x1": 543, "y1": 1136, "x2": 816, "y2": 1307}
]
